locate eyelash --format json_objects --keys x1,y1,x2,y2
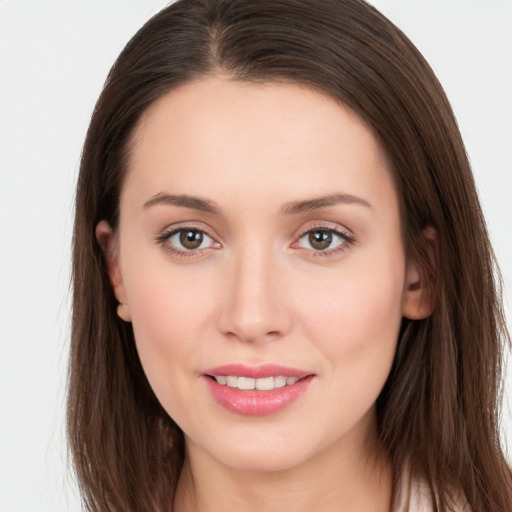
[
  {"x1": 155, "y1": 224, "x2": 356, "y2": 258},
  {"x1": 155, "y1": 226, "x2": 219, "y2": 258},
  {"x1": 293, "y1": 224, "x2": 356, "y2": 258}
]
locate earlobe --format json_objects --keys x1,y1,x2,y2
[
  {"x1": 95, "y1": 220, "x2": 132, "y2": 322},
  {"x1": 116, "y1": 302, "x2": 132, "y2": 323},
  {"x1": 401, "y1": 263, "x2": 433, "y2": 320},
  {"x1": 401, "y1": 227, "x2": 437, "y2": 320}
]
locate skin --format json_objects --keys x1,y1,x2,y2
[{"x1": 97, "y1": 77, "x2": 431, "y2": 512}]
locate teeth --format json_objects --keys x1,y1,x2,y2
[
  {"x1": 255, "y1": 377, "x2": 274, "y2": 391},
  {"x1": 274, "y1": 376, "x2": 287, "y2": 388},
  {"x1": 238, "y1": 377, "x2": 255, "y2": 390},
  {"x1": 213, "y1": 375, "x2": 302, "y2": 390},
  {"x1": 215, "y1": 375, "x2": 227, "y2": 385},
  {"x1": 226, "y1": 376, "x2": 238, "y2": 388}
]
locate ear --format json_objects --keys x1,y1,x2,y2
[
  {"x1": 401, "y1": 227, "x2": 437, "y2": 320},
  {"x1": 95, "y1": 220, "x2": 132, "y2": 322}
]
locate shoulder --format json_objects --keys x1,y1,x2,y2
[{"x1": 393, "y1": 465, "x2": 471, "y2": 512}]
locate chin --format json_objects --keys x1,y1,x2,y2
[
  {"x1": 187, "y1": 422, "x2": 329, "y2": 474},
  {"x1": 214, "y1": 444, "x2": 310, "y2": 473}
]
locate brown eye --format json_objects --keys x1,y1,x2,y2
[
  {"x1": 179, "y1": 229, "x2": 204, "y2": 249},
  {"x1": 308, "y1": 230, "x2": 333, "y2": 250},
  {"x1": 294, "y1": 227, "x2": 351, "y2": 254},
  {"x1": 159, "y1": 227, "x2": 219, "y2": 256}
]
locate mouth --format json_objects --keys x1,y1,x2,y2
[
  {"x1": 202, "y1": 364, "x2": 315, "y2": 416},
  {"x1": 206, "y1": 374, "x2": 304, "y2": 391}
]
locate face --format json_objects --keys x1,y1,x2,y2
[{"x1": 98, "y1": 77, "x2": 428, "y2": 473}]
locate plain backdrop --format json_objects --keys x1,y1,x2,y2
[{"x1": 0, "y1": 1, "x2": 511, "y2": 510}]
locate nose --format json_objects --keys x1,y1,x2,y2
[{"x1": 217, "y1": 244, "x2": 292, "y2": 344}]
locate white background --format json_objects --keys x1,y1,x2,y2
[{"x1": 0, "y1": 1, "x2": 511, "y2": 510}]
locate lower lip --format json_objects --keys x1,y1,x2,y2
[{"x1": 203, "y1": 375, "x2": 314, "y2": 416}]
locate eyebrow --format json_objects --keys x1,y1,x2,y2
[
  {"x1": 143, "y1": 193, "x2": 220, "y2": 214},
  {"x1": 143, "y1": 191, "x2": 371, "y2": 215},
  {"x1": 282, "y1": 193, "x2": 372, "y2": 214}
]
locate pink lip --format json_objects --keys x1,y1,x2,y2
[
  {"x1": 203, "y1": 363, "x2": 312, "y2": 379},
  {"x1": 202, "y1": 364, "x2": 315, "y2": 416}
]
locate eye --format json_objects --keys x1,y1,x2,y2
[
  {"x1": 171, "y1": 229, "x2": 210, "y2": 250},
  {"x1": 294, "y1": 227, "x2": 355, "y2": 255},
  {"x1": 156, "y1": 227, "x2": 220, "y2": 256}
]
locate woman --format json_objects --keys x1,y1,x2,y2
[{"x1": 67, "y1": 0, "x2": 512, "y2": 510}]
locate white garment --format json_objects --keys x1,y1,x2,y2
[{"x1": 393, "y1": 467, "x2": 471, "y2": 512}]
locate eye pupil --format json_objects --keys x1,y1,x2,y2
[
  {"x1": 309, "y1": 230, "x2": 332, "y2": 250},
  {"x1": 180, "y1": 230, "x2": 203, "y2": 249}
]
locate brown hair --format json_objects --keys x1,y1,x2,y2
[{"x1": 68, "y1": 0, "x2": 512, "y2": 510}]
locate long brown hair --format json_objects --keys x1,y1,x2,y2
[{"x1": 68, "y1": 0, "x2": 512, "y2": 510}]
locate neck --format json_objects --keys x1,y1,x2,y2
[{"x1": 174, "y1": 411, "x2": 393, "y2": 512}]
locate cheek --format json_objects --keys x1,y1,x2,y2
[
  {"x1": 296, "y1": 254, "x2": 405, "y2": 392},
  {"x1": 294, "y1": 270, "x2": 403, "y2": 439},
  {"x1": 129, "y1": 276, "x2": 211, "y2": 344},
  {"x1": 337, "y1": 273, "x2": 403, "y2": 347},
  {"x1": 121, "y1": 257, "x2": 217, "y2": 398}
]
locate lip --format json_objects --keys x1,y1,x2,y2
[
  {"x1": 202, "y1": 364, "x2": 315, "y2": 416},
  {"x1": 203, "y1": 363, "x2": 312, "y2": 379}
]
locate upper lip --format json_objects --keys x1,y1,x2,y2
[{"x1": 202, "y1": 363, "x2": 313, "y2": 379}]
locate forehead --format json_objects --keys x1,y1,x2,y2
[{"x1": 123, "y1": 76, "x2": 395, "y2": 213}]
